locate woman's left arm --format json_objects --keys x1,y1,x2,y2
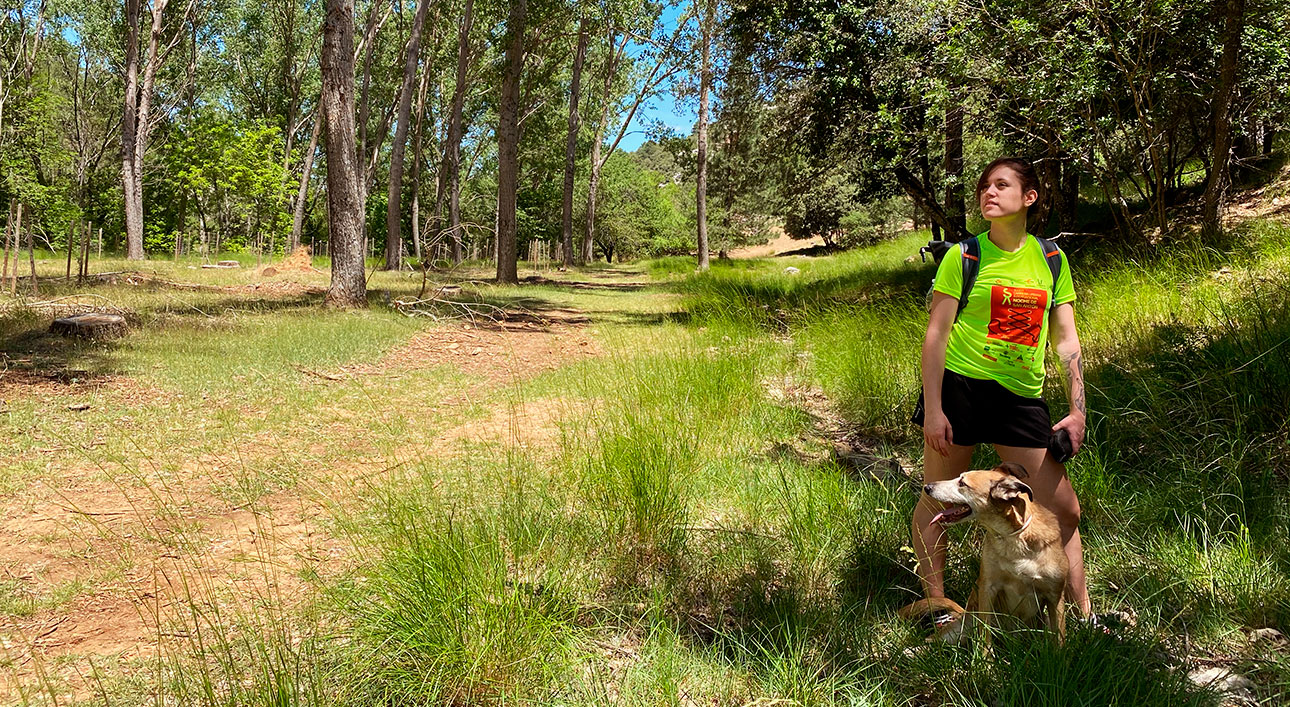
[{"x1": 1049, "y1": 302, "x2": 1086, "y2": 454}]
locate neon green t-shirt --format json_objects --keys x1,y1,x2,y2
[{"x1": 932, "y1": 233, "x2": 1076, "y2": 398}]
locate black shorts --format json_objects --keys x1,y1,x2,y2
[{"x1": 911, "y1": 369, "x2": 1052, "y2": 448}]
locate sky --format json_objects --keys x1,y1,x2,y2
[{"x1": 616, "y1": 3, "x2": 699, "y2": 153}]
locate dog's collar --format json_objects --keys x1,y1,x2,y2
[{"x1": 1006, "y1": 514, "x2": 1034, "y2": 537}]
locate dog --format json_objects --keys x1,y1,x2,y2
[{"x1": 899, "y1": 462, "x2": 1068, "y2": 644}]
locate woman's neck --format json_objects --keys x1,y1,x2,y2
[{"x1": 987, "y1": 216, "x2": 1029, "y2": 252}]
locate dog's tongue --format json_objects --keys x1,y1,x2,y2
[{"x1": 931, "y1": 505, "x2": 969, "y2": 526}]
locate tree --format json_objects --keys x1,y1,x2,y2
[
  {"x1": 321, "y1": 0, "x2": 365, "y2": 307},
  {"x1": 496, "y1": 0, "x2": 526, "y2": 284},
  {"x1": 694, "y1": 0, "x2": 713, "y2": 270},
  {"x1": 560, "y1": 14, "x2": 589, "y2": 268},
  {"x1": 121, "y1": 0, "x2": 193, "y2": 260},
  {"x1": 383, "y1": 0, "x2": 431, "y2": 270},
  {"x1": 1203, "y1": 0, "x2": 1247, "y2": 237}
]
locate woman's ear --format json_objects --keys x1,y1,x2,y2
[{"x1": 1024, "y1": 189, "x2": 1038, "y2": 207}]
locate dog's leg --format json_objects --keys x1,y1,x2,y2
[
  {"x1": 976, "y1": 584, "x2": 997, "y2": 650},
  {"x1": 1047, "y1": 593, "x2": 1066, "y2": 644}
]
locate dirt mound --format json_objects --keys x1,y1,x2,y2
[{"x1": 277, "y1": 246, "x2": 320, "y2": 273}]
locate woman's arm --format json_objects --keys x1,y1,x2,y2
[
  {"x1": 922, "y1": 292, "x2": 959, "y2": 457},
  {"x1": 1049, "y1": 302, "x2": 1086, "y2": 454}
]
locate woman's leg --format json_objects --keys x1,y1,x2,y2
[
  {"x1": 995, "y1": 445, "x2": 1091, "y2": 617},
  {"x1": 912, "y1": 440, "x2": 975, "y2": 598}
]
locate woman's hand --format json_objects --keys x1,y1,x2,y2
[
  {"x1": 1052, "y1": 412, "x2": 1086, "y2": 455},
  {"x1": 924, "y1": 409, "x2": 955, "y2": 457}
]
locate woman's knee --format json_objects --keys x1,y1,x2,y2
[{"x1": 1052, "y1": 492, "x2": 1081, "y2": 531}]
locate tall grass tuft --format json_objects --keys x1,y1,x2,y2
[
  {"x1": 583, "y1": 416, "x2": 695, "y2": 569},
  {"x1": 338, "y1": 497, "x2": 580, "y2": 703}
]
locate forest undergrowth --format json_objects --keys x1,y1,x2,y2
[{"x1": 1, "y1": 220, "x2": 1288, "y2": 705}]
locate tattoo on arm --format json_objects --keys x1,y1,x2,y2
[{"x1": 1060, "y1": 350, "x2": 1087, "y2": 416}]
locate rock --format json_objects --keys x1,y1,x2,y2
[
  {"x1": 783, "y1": 266, "x2": 800, "y2": 275},
  {"x1": 217, "y1": 260, "x2": 240, "y2": 268},
  {"x1": 67, "y1": 402, "x2": 91, "y2": 411},
  {"x1": 50, "y1": 313, "x2": 128, "y2": 340},
  {"x1": 1188, "y1": 667, "x2": 1256, "y2": 704},
  {"x1": 1249, "y1": 627, "x2": 1286, "y2": 647},
  {"x1": 260, "y1": 266, "x2": 278, "y2": 277},
  {"x1": 833, "y1": 444, "x2": 906, "y2": 483}
]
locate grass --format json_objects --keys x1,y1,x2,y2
[{"x1": 2, "y1": 220, "x2": 1289, "y2": 704}]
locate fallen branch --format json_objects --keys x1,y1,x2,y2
[
  {"x1": 393, "y1": 295, "x2": 510, "y2": 326},
  {"x1": 292, "y1": 364, "x2": 345, "y2": 381}
]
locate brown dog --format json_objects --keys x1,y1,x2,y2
[{"x1": 900, "y1": 462, "x2": 1068, "y2": 644}]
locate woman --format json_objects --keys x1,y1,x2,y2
[{"x1": 911, "y1": 157, "x2": 1091, "y2": 618}]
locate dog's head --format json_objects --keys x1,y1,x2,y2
[{"x1": 922, "y1": 462, "x2": 1034, "y2": 532}]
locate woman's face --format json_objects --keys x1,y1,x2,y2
[{"x1": 978, "y1": 166, "x2": 1037, "y2": 221}]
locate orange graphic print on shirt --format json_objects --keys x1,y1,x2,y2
[{"x1": 987, "y1": 285, "x2": 1048, "y2": 347}]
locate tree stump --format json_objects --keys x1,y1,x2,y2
[{"x1": 50, "y1": 313, "x2": 128, "y2": 339}]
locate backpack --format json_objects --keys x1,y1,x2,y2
[{"x1": 924, "y1": 236, "x2": 1064, "y2": 321}]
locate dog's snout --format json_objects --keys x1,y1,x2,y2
[{"x1": 923, "y1": 484, "x2": 933, "y2": 496}]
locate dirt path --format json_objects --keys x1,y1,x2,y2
[
  {"x1": 728, "y1": 228, "x2": 825, "y2": 258},
  {"x1": 0, "y1": 311, "x2": 604, "y2": 701}
]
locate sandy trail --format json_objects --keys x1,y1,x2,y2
[{"x1": 0, "y1": 311, "x2": 602, "y2": 701}]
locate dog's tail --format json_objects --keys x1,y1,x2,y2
[{"x1": 897, "y1": 597, "x2": 966, "y2": 621}]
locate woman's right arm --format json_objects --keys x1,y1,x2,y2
[{"x1": 922, "y1": 292, "x2": 959, "y2": 457}]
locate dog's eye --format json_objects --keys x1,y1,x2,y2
[{"x1": 958, "y1": 479, "x2": 967, "y2": 487}]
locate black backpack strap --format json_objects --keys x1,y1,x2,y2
[
  {"x1": 1035, "y1": 236, "x2": 1064, "y2": 309},
  {"x1": 955, "y1": 237, "x2": 981, "y2": 321}
]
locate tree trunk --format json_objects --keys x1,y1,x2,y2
[
  {"x1": 26, "y1": 218, "x2": 38, "y2": 296},
  {"x1": 410, "y1": 40, "x2": 432, "y2": 262},
  {"x1": 355, "y1": 0, "x2": 387, "y2": 210},
  {"x1": 695, "y1": 0, "x2": 714, "y2": 271},
  {"x1": 2, "y1": 199, "x2": 13, "y2": 282},
  {"x1": 122, "y1": 0, "x2": 173, "y2": 261},
  {"x1": 8, "y1": 203, "x2": 20, "y2": 295},
  {"x1": 943, "y1": 90, "x2": 965, "y2": 237},
  {"x1": 438, "y1": 0, "x2": 472, "y2": 265},
  {"x1": 1058, "y1": 158, "x2": 1079, "y2": 232},
  {"x1": 291, "y1": 110, "x2": 322, "y2": 251},
  {"x1": 1202, "y1": 0, "x2": 1246, "y2": 237},
  {"x1": 383, "y1": 0, "x2": 431, "y2": 270},
  {"x1": 894, "y1": 165, "x2": 972, "y2": 242},
  {"x1": 583, "y1": 31, "x2": 628, "y2": 265},
  {"x1": 495, "y1": 0, "x2": 525, "y2": 285},
  {"x1": 322, "y1": 0, "x2": 367, "y2": 308},
  {"x1": 561, "y1": 18, "x2": 589, "y2": 269}
]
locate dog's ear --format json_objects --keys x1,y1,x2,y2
[
  {"x1": 990, "y1": 476, "x2": 1034, "y2": 502},
  {"x1": 995, "y1": 461, "x2": 1030, "y2": 479}
]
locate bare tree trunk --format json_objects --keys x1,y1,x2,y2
[
  {"x1": 322, "y1": 0, "x2": 367, "y2": 307},
  {"x1": 695, "y1": 0, "x2": 714, "y2": 271},
  {"x1": 291, "y1": 111, "x2": 322, "y2": 251},
  {"x1": 561, "y1": 17, "x2": 589, "y2": 269},
  {"x1": 1203, "y1": 0, "x2": 1246, "y2": 237},
  {"x1": 383, "y1": 0, "x2": 431, "y2": 270}
]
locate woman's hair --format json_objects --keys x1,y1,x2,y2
[{"x1": 975, "y1": 157, "x2": 1041, "y2": 211}]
